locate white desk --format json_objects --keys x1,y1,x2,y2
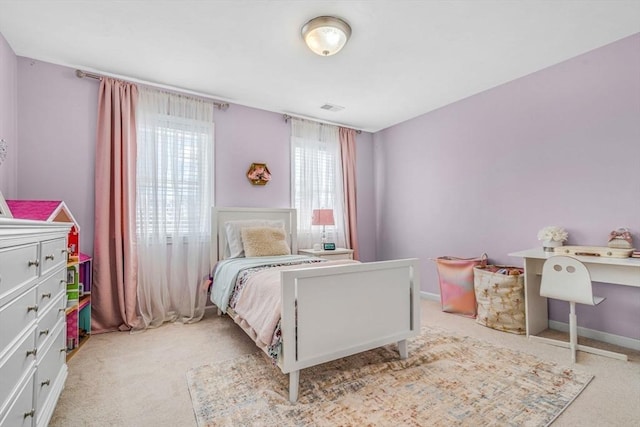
[{"x1": 509, "y1": 248, "x2": 640, "y2": 337}]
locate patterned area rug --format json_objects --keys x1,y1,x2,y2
[{"x1": 186, "y1": 328, "x2": 593, "y2": 426}]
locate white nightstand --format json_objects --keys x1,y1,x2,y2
[{"x1": 298, "y1": 248, "x2": 354, "y2": 261}]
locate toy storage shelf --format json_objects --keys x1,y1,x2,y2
[{"x1": 66, "y1": 253, "x2": 92, "y2": 360}]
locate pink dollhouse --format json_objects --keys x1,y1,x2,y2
[{"x1": 6, "y1": 200, "x2": 80, "y2": 261}]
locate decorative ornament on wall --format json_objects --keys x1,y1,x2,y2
[
  {"x1": 246, "y1": 163, "x2": 272, "y2": 185},
  {"x1": 0, "y1": 139, "x2": 7, "y2": 165}
]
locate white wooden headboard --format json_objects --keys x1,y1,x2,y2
[{"x1": 211, "y1": 207, "x2": 298, "y2": 264}]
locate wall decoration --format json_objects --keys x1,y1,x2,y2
[
  {"x1": 0, "y1": 191, "x2": 13, "y2": 218},
  {"x1": 247, "y1": 163, "x2": 272, "y2": 185}
]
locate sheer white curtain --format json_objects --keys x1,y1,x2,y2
[
  {"x1": 135, "y1": 87, "x2": 214, "y2": 330},
  {"x1": 291, "y1": 118, "x2": 347, "y2": 249}
]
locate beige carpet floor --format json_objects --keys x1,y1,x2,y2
[{"x1": 50, "y1": 299, "x2": 640, "y2": 426}]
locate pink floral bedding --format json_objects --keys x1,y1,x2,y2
[{"x1": 229, "y1": 258, "x2": 359, "y2": 359}]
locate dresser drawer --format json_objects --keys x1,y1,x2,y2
[
  {"x1": 0, "y1": 326, "x2": 36, "y2": 414},
  {"x1": 0, "y1": 243, "x2": 39, "y2": 303},
  {"x1": 0, "y1": 287, "x2": 38, "y2": 354},
  {"x1": 36, "y1": 293, "x2": 65, "y2": 349},
  {"x1": 0, "y1": 369, "x2": 35, "y2": 427},
  {"x1": 34, "y1": 324, "x2": 66, "y2": 416},
  {"x1": 36, "y1": 269, "x2": 66, "y2": 317},
  {"x1": 40, "y1": 238, "x2": 67, "y2": 277}
]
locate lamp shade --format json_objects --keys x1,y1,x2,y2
[
  {"x1": 312, "y1": 209, "x2": 335, "y2": 226},
  {"x1": 301, "y1": 16, "x2": 351, "y2": 56}
]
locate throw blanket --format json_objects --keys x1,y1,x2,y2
[
  {"x1": 234, "y1": 260, "x2": 359, "y2": 348},
  {"x1": 211, "y1": 255, "x2": 318, "y2": 312}
]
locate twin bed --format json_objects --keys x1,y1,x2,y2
[{"x1": 210, "y1": 207, "x2": 421, "y2": 402}]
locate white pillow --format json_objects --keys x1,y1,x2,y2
[
  {"x1": 241, "y1": 227, "x2": 291, "y2": 257},
  {"x1": 224, "y1": 219, "x2": 285, "y2": 258}
]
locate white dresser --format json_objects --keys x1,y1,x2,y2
[{"x1": 0, "y1": 218, "x2": 71, "y2": 427}]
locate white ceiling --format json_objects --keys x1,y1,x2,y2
[{"x1": 0, "y1": 1, "x2": 639, "y2": 132}]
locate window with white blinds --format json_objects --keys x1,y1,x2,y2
[
  {"x1": 134, "y1": 87, "x2": 214, "y2": 330},
  {"x1": 290, "y1": 119, "x2": 347, "y2": 249},
  {"x1": 136, "y1": 118, "x2": 212, "y2": 236},
  {"x1": 135, "y1": 88, "x2": 214, "y2": 240},
  {"x1": 292, "y1": 144, "x2": 336, "y2": 212}
]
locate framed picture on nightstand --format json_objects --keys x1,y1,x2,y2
[{"x1": 0, "y1": 191, "x2": 12, "y2": 218}]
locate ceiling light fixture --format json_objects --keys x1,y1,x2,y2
[{"x1": 301, "y1": 16, "x2": 351, "y2": 57}]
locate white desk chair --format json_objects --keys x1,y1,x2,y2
[{"x1": 536, "y1": 255, "x2": 627, "y2": 362}]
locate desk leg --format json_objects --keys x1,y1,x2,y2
[{"x1": 524, "y1": 258, "x2": 548, "y2": 336}]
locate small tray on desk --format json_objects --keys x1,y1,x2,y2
[{"x1": 554, "y1": 245, "x2": 634, "y2": 258}]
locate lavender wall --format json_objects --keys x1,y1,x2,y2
[
  {"x1": 0, "y1": 33, "x2": 18, "y2": 197},
  {"x1": 17, "y1": 59, "x2": 98, "y2": 255},
  {"x1": 14, "y1": 57, "x2": 377, "y2": 261},
  {"x1": 214, "y1": 106, "x2": 377, "y2": 261},
  {"x1": 374, "y1": 34, "x2": 640, "y2": 340}
]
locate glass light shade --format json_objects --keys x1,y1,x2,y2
[{"x1": 302, "y1": 16, "x2": 351, "y2": 56}]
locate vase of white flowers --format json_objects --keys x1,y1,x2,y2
[{"x1": 537, "y1": 226, "x2": 569, "y2": 252}]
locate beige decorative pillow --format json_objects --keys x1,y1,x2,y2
[
  {"x1": 224, "y1": 219, "x2": 285, "y2": 258},
  {"x1": 240, "y1": 226, "x2": 291, "y2": 257}
]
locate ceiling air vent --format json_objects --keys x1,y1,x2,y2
[{"x1": 320, "y1": 103, "x2": 344, "y2": 112}]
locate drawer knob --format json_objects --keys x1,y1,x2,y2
[
  {"x1": 60, "y1": 348, "x2": 67, "y2": 353},
  {"x1": 40, "y1": 329, "x2": 50, "y2": 336},
  {"x1": 23, "y1": 409, "x2": 35, "y2": 419},
  {"x1": 27, "y1": 304, "x2": 39, "y2": 312},
  {"x1": 41, "y1": 379, "x2": 51, "y2": 387},
  {"x1": 45, "y1": 254, "x2": 55, "y2": 261},
  {"x1": 26, "y1": 348, "x2": 37, "y2": 357},
  {"x1": 28, "y1": 260, "x2": 40, "y2": 267},
  {"x1": 42, "y1": 292, "x2": 52, "y2": 299},
  {"x1": 59, "y1": 308, "x2": 66, "y2": 313}
]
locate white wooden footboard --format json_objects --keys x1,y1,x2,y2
[{"x1": 280, "y1": 258, "x2": 420, "y2": 402}]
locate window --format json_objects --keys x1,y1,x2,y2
[
  {"x1": 134, "y1": 87, "x2": 215, "y2": 330},
  {"x1": 136, "y1": 116, "x2": 213, "y2": 237},
  {"x1": 290, "y1": 119, "x2": 346, "y2": 249},
  {"x1": 135, "y1": 89, "x2": 214, "y2": 240}
]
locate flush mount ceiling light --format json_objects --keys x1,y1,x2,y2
[{"x1": 301, "y1": 16, "x2": 351, "y2": 56}]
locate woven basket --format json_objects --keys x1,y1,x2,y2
[{"x1": 473, "y1": 265, "x2": 525, "y2": 334}]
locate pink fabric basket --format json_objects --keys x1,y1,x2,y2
[{"x1": 434, "y1": 254, "x2": 487, "y2": 318}]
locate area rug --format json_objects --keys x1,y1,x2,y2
[{"x1": 186, "y1": 328, "x2": 593, "y2": 426}]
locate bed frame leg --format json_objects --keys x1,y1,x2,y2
[
  {"x1": 398, "y1": 339, "x2": 408, "y2": 359},
  {"x1": 289, "y1": 370, "x2": 300, "y2": 403}
]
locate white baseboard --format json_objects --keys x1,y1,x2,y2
[
  {"x1": 419, "y1": 292, "x2": 639, "y2": 351},
  {"x1": 548, "y1": 320, "x2": 640, "y2": 351},
  {"x1": 420, "y1": 291, "x2": 440, "y2": 302}
]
